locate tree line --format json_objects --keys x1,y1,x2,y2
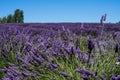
[
  {"x1": 0, "y1": 9, "x2": 24, "y2": 23},
  {"x1": 116, "y1": 21, "x2": 120, "y2": 24}
]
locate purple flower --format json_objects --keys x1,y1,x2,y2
[
  {"x1": 49, "y1": 63, "x2": 58, "y2": 70},
  {"x1": 110, "y1": 74, "x2": 120, "y2": 80},
  {"x1": 117, "y1": 75, "x2": 120, "y2": 80},
  {"x1": 64, "y1": 48, "x2": 71, "y2": 55},
  {"x1": 75, "y1": 47, "x2": 81, "y2": 58},
  {"x1": 87, "y1": 36, "x2": 94, "y2": 53},
  {"x1": 117, "y1": 56, "x2": 120, "y2": 62},
  {"x1": 65, "y1": 43, "x2": 75, "y2": 56},
  {"x1": 21, "y1": 72, "x2": 29, "y2": 77},
  {"x1": 62, "y1": 26, "x2": 65, "y2": 31},
  {"x1": 110, "y1": 74, "x2": 117, "y2": 80},
  {"x1": 115, "y1": 43, "x2": 119, "y2": 53},
  {"x1": 59, "y1": 72, "x2": 71, "y2": 78},
  {"x1": 71, "y1": 46, "x2": 74, "y2": 54},
  {"x1": 7, "y1": 72, "x2": 14, "y2": 78},
  {"x1": 81, "y1": 74, "x2": 88, "y2": 80},
  {"x1": 100, "y1": 14, "x2": 107, "y2": 25},
  {"x1": 75, "y1": 67, "x2": 84, "y2": 73},
  {"x1": 2, "y1": 77, "x2": 11, "y2": 80},
  {"x1": 34, "y1": 56, "x2": 42, "y2": 64},
  {"x1": 75, "y1": 67, "x2": 95, "y2": 77},
  {"x1": 83, "y1": 69, "x2": 94, "y2": 76},
  {"x1": 17, "y1": 56, "x2": 29, "y2": 65}
]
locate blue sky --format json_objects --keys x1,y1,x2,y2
[{"x1": 0, "y1": 0, "x2": 119, "y2": 23}]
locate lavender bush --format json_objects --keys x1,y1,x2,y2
[{"x1": 0, "y1": 23, "x2": 120, "y2": 80}]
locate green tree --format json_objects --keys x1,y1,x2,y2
[
  {"x1": 0, "y1": 18, "x2": 1, "y2": 23},
  {"x1": 13, "y1": 9, "x2": 24, "y2": 23},
  {"x1": 13, "y1": 9, "x2": 20, "y2": 23},
  {"x1": 19, "y1": 10, "x2": 24, "y2": 23},
  {"x1": 7, "y1": 14, "x2": 13, "y2": 23},
  {"x1": 0, "y1": 9, "x2": 24, "y2": 23},
  {"x1": 117, "y1": 21, "x2": 120, "y2": 24},
  {"x1": 1, "y1": 17, "x2": 7, "y2": 23}
]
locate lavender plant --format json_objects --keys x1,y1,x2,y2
[{"x1": 0, "y1": 23, "x2": 120, "y2": 80}]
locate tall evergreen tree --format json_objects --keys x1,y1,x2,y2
[
  {"x1": 14, "y1": 9, "x2": 20, "y2": 23},
  {"x1": 13, "y1": 9, "x2": 24, "y2": 23},
  {"x1": 7, "y1": 14, "x2": 13, "y2": 23},
  {"x1": 19, "y1": 10, "x2": 24, "y2": 23}
]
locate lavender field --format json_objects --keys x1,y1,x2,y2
[{"x1": 0, "y1": 23, "x2": 120, "y2": 80}]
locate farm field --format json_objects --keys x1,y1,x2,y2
[{"x1": 0, "y1": 23, "x2": 120, "y2": 80}]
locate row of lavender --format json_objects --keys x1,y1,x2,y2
[
  {"x1": 0, "y1": 22, "x2": 120, "y2": 34},
  {"x1": 0, "y1": 23, "x2": 120, "y2": 80}
]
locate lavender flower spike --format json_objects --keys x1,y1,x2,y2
[
  {"x1": 81, "y1": 74, "x2": 88, "y2": 80},
  {"x1": 87, "y1": 36, "x2": 94, "y2": 53},
  {"x1": 117, "y1": 56, "x2": 120, "y2": 62},
  {"x1": 59, "y1": 72, "x2": 71, "y2": 78},
  {"x1": 75, "y1": 67, "x2": 95, "y2": 77}
]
